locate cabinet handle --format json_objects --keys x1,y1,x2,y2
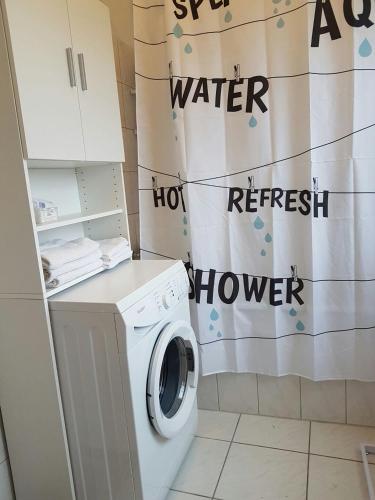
[
  {"x1": 66, "y1": 48, "x2": 77, "y2": 87},
  {"x1": 78, "y1": 53, "x2": 88, "y2": 91}
]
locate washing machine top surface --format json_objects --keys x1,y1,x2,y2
[{"x1": 48, "y1": 259, "x2": 184, "y2": 313}]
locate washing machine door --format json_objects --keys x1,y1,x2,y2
[{"x1": 147, "y1": 320, "x2": 199, "y2": 439}]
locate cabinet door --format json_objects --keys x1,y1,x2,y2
[
  {"x1": 2, "y1": 0, "x2": 85, "y2": 161},
  {"x1": 67, "y1": 0, "x2": 124, "y2": 162}
]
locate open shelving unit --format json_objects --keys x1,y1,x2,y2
[{"x1": 27, "y1": 161, "x2": 132, "y2": 295}]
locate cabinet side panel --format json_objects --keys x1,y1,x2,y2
[
  {"x1": 0, "y1": 5, "x2": 43, "y2": 297},
  {"x1": 50, "y1": 309, "x2": 134, "y2": 500},
  {"x1": 0, "y1": 299, "x2": 75, "y2": 500}
]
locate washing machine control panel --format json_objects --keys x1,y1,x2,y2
[
  {"x1": 154, "y1": 271, "x2": 189, "y2": 312},
  {"x1": 126, "y1": 270, "x2": 190, "y2": 327}
]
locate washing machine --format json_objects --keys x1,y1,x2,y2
[{"x1": 49, "y1": 260, "x2": 199, "y2": 500}]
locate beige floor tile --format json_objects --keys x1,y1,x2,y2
[
  {"x1": 234, "y1": 414, "x2": 310, "y2": 453},
  {"x1": 172, "y1": 437, "x2": 229, "y2": 497},
  {"x1": 197, "y1": 410, "x2": 239, "y2": 441},
  {"x1": 168, "y1": 492, "x2": 209, "y2": 500},
  {"x1": 215, "y1": 443, "x2": 307, "y2": 500},
  {"x1": 197, "y1": 375, "x2": 219, "y2": 411},
  {"x1": 308, "y1": 455, "x2": 375, "y2": 500},
  {"x1": 258, "y1": 375, "x2": 301, "y2": 419},
  {"x1": 310, "y1": 421, "x2": 375, "y2": 463},
  {"x1": 347, "y1": 381, "x2": 375, "y2": 427},
  {"x1": 301, "y1": 378, "x2": 346, "y2": 423},
  {"x1": 217, "y1": 373, "x2": 258, "y2": 414}
]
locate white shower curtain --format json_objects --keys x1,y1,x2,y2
[{"x1": 134, "y1": 0, "x2": 375, "y2": 380}]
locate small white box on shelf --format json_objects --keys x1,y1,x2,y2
[{"x1": 34, "y1": 206, "x2": 59, "y2": 224}]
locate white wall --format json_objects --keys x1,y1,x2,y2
[
  {"x1": 0, "y1": 411, "x2": 14, "y2": 500},
  {"x1": 198, "y1": 374, "x2": 375, "y2": 426},
  {"x1": 102, "y1": 0, "x2": 139, "y2": 257}
]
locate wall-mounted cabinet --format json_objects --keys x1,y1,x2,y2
[{"x1": 3, "y1": 0, "x2": 124, "y2": 162}]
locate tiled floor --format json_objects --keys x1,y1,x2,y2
[{"x1": 168, "y1": 410, "x2": 375, "y2": 500}]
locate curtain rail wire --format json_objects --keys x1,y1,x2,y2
[
  {"x1": 198, "y1": 325, "x2": 375, "y2": 345},
  {"x1": 140, "y1": 249, "x2": 375, "y2": 282},
  {"x1": 136, "y1": 121, "x2": 375, "y2": 183},
  {"x1": 135, "y1": 67, "x2": 375, "y2": 82},
  {"x1": 133, "y1": 2, "x2": 164, "y2": 8},
  {"x1": 134, "y1": 0, "x2": 317, "y2": 45}
]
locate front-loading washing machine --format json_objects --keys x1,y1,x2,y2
[{"x1": 49, "y1": 260, "x2": 199, "y2": 500}]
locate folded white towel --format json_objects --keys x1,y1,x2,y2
[
  {"x1": 98, "y1": 237, "x2": 129, "y2": 260},
  {"x1": 102, "y1": 248, "x2": 132, "y2": 269},
  {"x1": 101, "y1": 245, "x2": 130, "y2": 263},
  {"x1": 40, "y1": 238, "x2": 66, "y2": 251},
  {"x1": 42, "y1": 238, "x2": 100, "y2": 270},
  {"x1": 44, "y1": 249, "x2": 102, "y2": 282},
  {"x1": 46, "y1": 260, "x2": 103, "y2": 289}
]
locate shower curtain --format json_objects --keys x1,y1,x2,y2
[{"x1": 134, "y1": 0, "x2": 375, "y2": 380}]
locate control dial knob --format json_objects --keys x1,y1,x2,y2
[{"x1": 162, "y1": 293, "x2": 173, "y2": 309}]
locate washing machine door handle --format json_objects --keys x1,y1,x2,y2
[{"x1": 147, "y1": 320, "x2": 199, "y2": 439}]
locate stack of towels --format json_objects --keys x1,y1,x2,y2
[
  {"x1": 41, "y1": 238, "x2": 103, "y2": 289},
  {"x1": 98, "y1": 237, "x2": 131, "y2": 269},
  {"x1": 41, "y1": 236, "x2": 131, "y2": 289}
]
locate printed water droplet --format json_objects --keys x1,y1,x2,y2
[
  {"x1": 173, "y1": 23, "x2": 183, "y2": 38},
  {"x1": 261, "y1": 249, "x2": 267, "y2": 257},
  {"x1": 224, "y1": 11, "x2": 232, "y2": 23},
  {"x1": 184, "y1": 43, "x2": 193, "y2": 54},
  {"x1": 289, "y1": 308, "x2": 297, "y2": 317},
  {"x1": 265, "y1": 233, "x2": 272, "y2": 243},
  {"x1": 359, "y1": 38, "x2": 372, "y2": 57},
  {"x1": 296, "y1": 320, "x2": 305, "y2": 331},
  {"x1": 272, "y1": 0, "x2": 282, "y2": 3},
  {"x1": 254, "y1": 216, "x2": 264, "y2": 230},
  {"x1": 172, "y1": 110, "x2": 177, "y2": 120},
  {"x1": 217, "y1": 331, "x2": 223, "y2": 338},
  {"x1": 273, "y1": 8, "x2": 278, "y2": 13},
  {"x1": 175, "y1": 135, "x2": 178, "y2": 141},
  {"x1": 285, "y1": 0, "x2": 291, "y2": 5},
  {"x1": 183, "y1": 229, "x2": 188, "y2": 236},
  {"x1": 210, "y1": 308, "x2": 220, "y2": 321},
  {"x1": 183, "y1": 215, "x2": 188, "y2": 225},
  {"x1": 249, "y1": 115, "x2": 258, "y2": 128},
  {"x1": 209, "y1": 324, "x2": 214, "y2": 331},
  {"x1": 277, "y1": 18, "x2": 285, "y2": 28}
]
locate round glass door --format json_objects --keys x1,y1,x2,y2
[{"x1": 147, "y1": 321, "x2": 199, "y2": 439}]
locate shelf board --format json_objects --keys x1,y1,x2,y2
[
  {"x1": 45, "y1": 267, "x2": 105, "y2": 298},
  {"x1": 36, "y1": 208, "x2": 123, "y2": 232},
  {"x1": 27, "y1": 159, "x2": 120, "y2": 169}
]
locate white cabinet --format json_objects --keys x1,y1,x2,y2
[
  {"x1": 3, "y1": 0, "x2": 84, "y2": 161},
  {"x1": 68, "y1": 0, "x2": 124, "y2": 162},
  {"x1": 3, "y1": 0, "x2": 124, "y2": 162}
]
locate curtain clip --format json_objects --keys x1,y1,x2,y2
[
  {"x1": 234, "y1": 64, "x2": 240, "y2": 82},
  {"x1": 291, "y1": 265, "x2": 298, "y2": 282},
  {"x1": 313, "y1": 177, "x2": 319, "y2": 194},
  {"x1": 248, "y1": 176, "x2": 255, "y2": 192},
  {"x1": 152, "y1": 175, "x2": 158, "y2": 190}
]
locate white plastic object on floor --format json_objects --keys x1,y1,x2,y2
[{"x1": 361, "y1": 443, "x2": 375, "y2": 500}]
